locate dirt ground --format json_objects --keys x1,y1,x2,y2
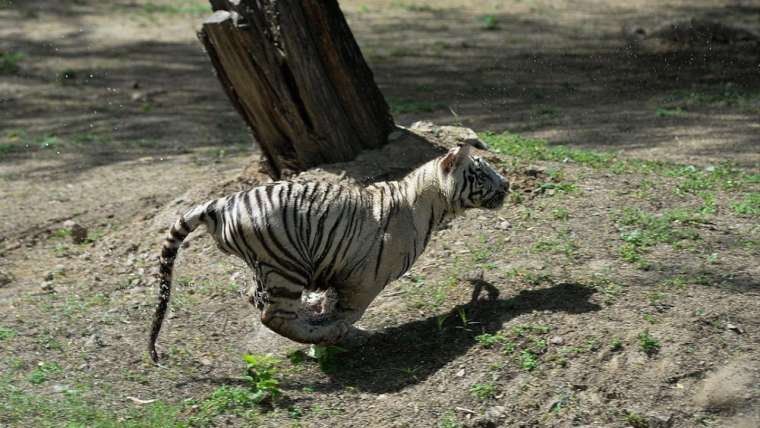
[{"x1": 1, "y1": 0, "x2": 759, "y2": 427}]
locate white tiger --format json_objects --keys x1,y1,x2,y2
[{"x1": 149, "y1": 144, "x2": 509, "y2": 362}]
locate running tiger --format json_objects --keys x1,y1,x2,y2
[{"x1": 149, "y1": 144, "x2": 509, "y2": 362}]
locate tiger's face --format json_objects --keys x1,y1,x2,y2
[{"x1": 441, "y1": 145, "x2": 510, "y2": 210}]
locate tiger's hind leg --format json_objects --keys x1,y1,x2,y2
[
  {"x1": 249, "y1": 268, "x2": 352, "y2": 345},
  {"x1": 260, "y1": 302, "x2": 353, "y2": 345}
]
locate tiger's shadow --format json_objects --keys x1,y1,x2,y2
[{"x1": 318, "y1": 280, "x2": 601, "y2": 393}]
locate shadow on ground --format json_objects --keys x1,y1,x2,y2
[{"x1": 318, "y1": 281, "x2": 601, "y2": 393}]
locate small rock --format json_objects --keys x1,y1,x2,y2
[
  {"x1": 0, "y1": 270, "x2": 15, "y2": 287},
  {"x1": 647, "y1": 412, "x2": 673, "y2": 428},
  {"x1": 41, "y1": 281, "x2": 55, "y2": 293},
  {"x1": 83, "y1": 334, "x2": 105, "y2": 349},
  {"x1": 44, "y1": 272, "x2": 54, "y2": 281},
  {"x1": 550, "y1": 336, "x2": 565, "y2": 345},
  {"x1": 376, "y1": 394, "x2": 387, "y2": 401},
  {"x1": 726, "y1": 323, "x2": 744, "y2": 334},
  {"x1": 456, "y1": 369, "x2": 466, "y2": 377},
  {"x1": 496, "y1": 221, "x2": 511, "y2": 230},
  {"x1": 485, "y1": 406, "x2": 506, "y2": 419},
  {"x1": 63, "y1": 220, "x2": 88, "y2": 244},
  {"x1": 466, "y1": 416, "x2": 497, "y2": 428}
]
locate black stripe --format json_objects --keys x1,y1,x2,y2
[
  {"x1": 252, "y1": 188, "x2": 309, "y2": 279},
  {"x1": 374, "y1": 190, "x2": 392, "y2": 279},
  {"x1": 280, "y1": 184, "x2": 309, "y2": 264},
  {"x1": 268, "y1": 286, "x2": 303, "y2": 300}
]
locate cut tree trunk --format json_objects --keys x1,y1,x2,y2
[{"x1": 199, "y1": 0, "x2": 394, "y2": 178}]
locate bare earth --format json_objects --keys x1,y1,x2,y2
[{"x1": 1, "y1": 1, "x2": 758, "y2": 427}]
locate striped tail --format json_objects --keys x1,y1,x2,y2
[{"x1": 148, "y1": 205, "x2": 206, "y2": 363}]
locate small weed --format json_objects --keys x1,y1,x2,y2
[
  {"x1": 481, "y1": 15, "x2": 498, "y2": 30},
  {"x1": 0, "y1": 51, "x2": 23, "y2": 74},
  {"x1": 0, "y1": 327, "x2": 16, "y2": 341},
  {"x1": 470, "y1": 383, "x2": 496, "y2": 400},
  {"x1": 456, "y1": 307, "x2": 470, "y2": 329},
  {"x1": 732, "y1": 193, "x2": 760, "y2": 217},
  {"x1": 550, "y1": 389, "x2": 575, "y2": 415},
  {"x1": 512, "y1": 324, "x2": 550, "y2": 336},
  {"x1": 655, "y1": 107, "x2": 686, "y2": 117},
  {"x1": 190, "y1": 385, "x2": 260, "y2": 422},
  {"x1": 523, "y1": 271, "x2": 552, "y2": 286},
  {"x1": 624, "y1": 410, "x2": 648, "y2": 428},
  {"x1": 642, "y1": 313, "x2": 657, "y2": 324},
  {"x1": 552, "y1": 207, "x2": 570, "y2": 220},
  {"x1": 610, "y1": 337, "x2": 623, "y2": 351},
  {"x1": 638, "y1": 330, "x2": 661, "y2": 356},
  {"x1": 475, "y1": 332, "x2": 508, "y2": 348},
  {"x1": 242, "y1": 354, "x2": 282, "y2": 403},
  {"x1": 306, "y1": 345, "x2": 347, "y2": 373},
  {"x1": 584, "y1": 275, "x2": 625, "y2": 304},
  {"x1": 288, "y1": 405, "x2": 304, "y2": 419},
  {"x1": 439, "y1": 411, "x2": 462, "y2": 428},
  {"x1": 520, "y1": 350, "x2": 539, "y2": 371},
  {"x1": 28, "y1": 362, "x2": 62, "y2": 385}
]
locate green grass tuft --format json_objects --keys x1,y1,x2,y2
[
  {"x1": 0, "y1": 51, "x2": 24, "y2": 74},
  {"x1": 732, "y1": 193, "x2": 760, "y2": 217}
]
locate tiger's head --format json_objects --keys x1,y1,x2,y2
[{"x1": 439, "y1": 144, "x2": 510, "y2": 211}]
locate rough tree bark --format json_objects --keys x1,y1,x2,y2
[{"x1": 199, "y1": 0, "x2": 394, "y2": 178}]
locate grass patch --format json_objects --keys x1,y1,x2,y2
[
  {"x1": 0, "y1": 327, "x2": 16, "y2": 341},
  {"x1": 662, "y1": 83, "x2": 760, "y2": 113},
  {"x1": 482, "y1": 132, "x2": 614, "y2": 168},
  {"x1": 655, "y1": 107, "x2": 686, "y2": 117},
  {"x1": 470, "y1": 383, "x2": 496, "y2": 400},
  {"x1": 614, "y1": 207, "x2": 704, "y2": 268},
  {"x1": 390, "y1": 1, "x2": 437, "y2": 12},
  {"x1": 481, "y1": 131, "x2": 759, "y2": 193},
  {"x1": 28, "y1": 362, "x2": 62, "y2": 385},
  {"x1": 121, "y1": 0, "x2": 210, "y2": 16},
  {"x1": 732, "y1": 193, "x2": 760, "y2": 217},
  {"x1": 638, "y1": 330, "x2": 661, "y2": 356},
  {"x1": 387, "y1": 98, "x2": 446, "y2": 114},
  {"x1": 0, "y1": 51, "x2": 23, "y2": 74},
  {"x1": 481, "y1": 14, "x2": 498, "y2": 30}
]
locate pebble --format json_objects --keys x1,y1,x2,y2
[
  {"x1": 0, "y1": 270, "x2": 14, "y2": 287},
  {"x1": 549, "y1": 336, "x2": 565, "y2": 345},
  {"x1": 84, "y1": 334, "x2": 105, "y2": 349},
  {"x1": 497, "y1": 221, "x2": 511, "y2": 230},
  {"x1": 41, "y1": 281, "x2": 55, "y2": 293},
  {"x1": 647, "y1": 412, "x2": 673, "y2": 428},
  {"x1": 63, "y1": 220, "x2": 88, "y2": 244},
  {"x1": 485, "y1": 406, "x2": 507, "y2": 419}
]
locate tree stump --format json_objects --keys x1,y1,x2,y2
[{"x1": 199, "y1": 0, "x2": 394, "y2": 178}]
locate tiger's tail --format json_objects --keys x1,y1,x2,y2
[{"x1": 148, "y1": 203, "x2": 209, "y2": 363}]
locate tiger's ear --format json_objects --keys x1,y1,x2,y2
[{"x1": 441, "y1": 144, "x2": 471, "y2": 174}]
